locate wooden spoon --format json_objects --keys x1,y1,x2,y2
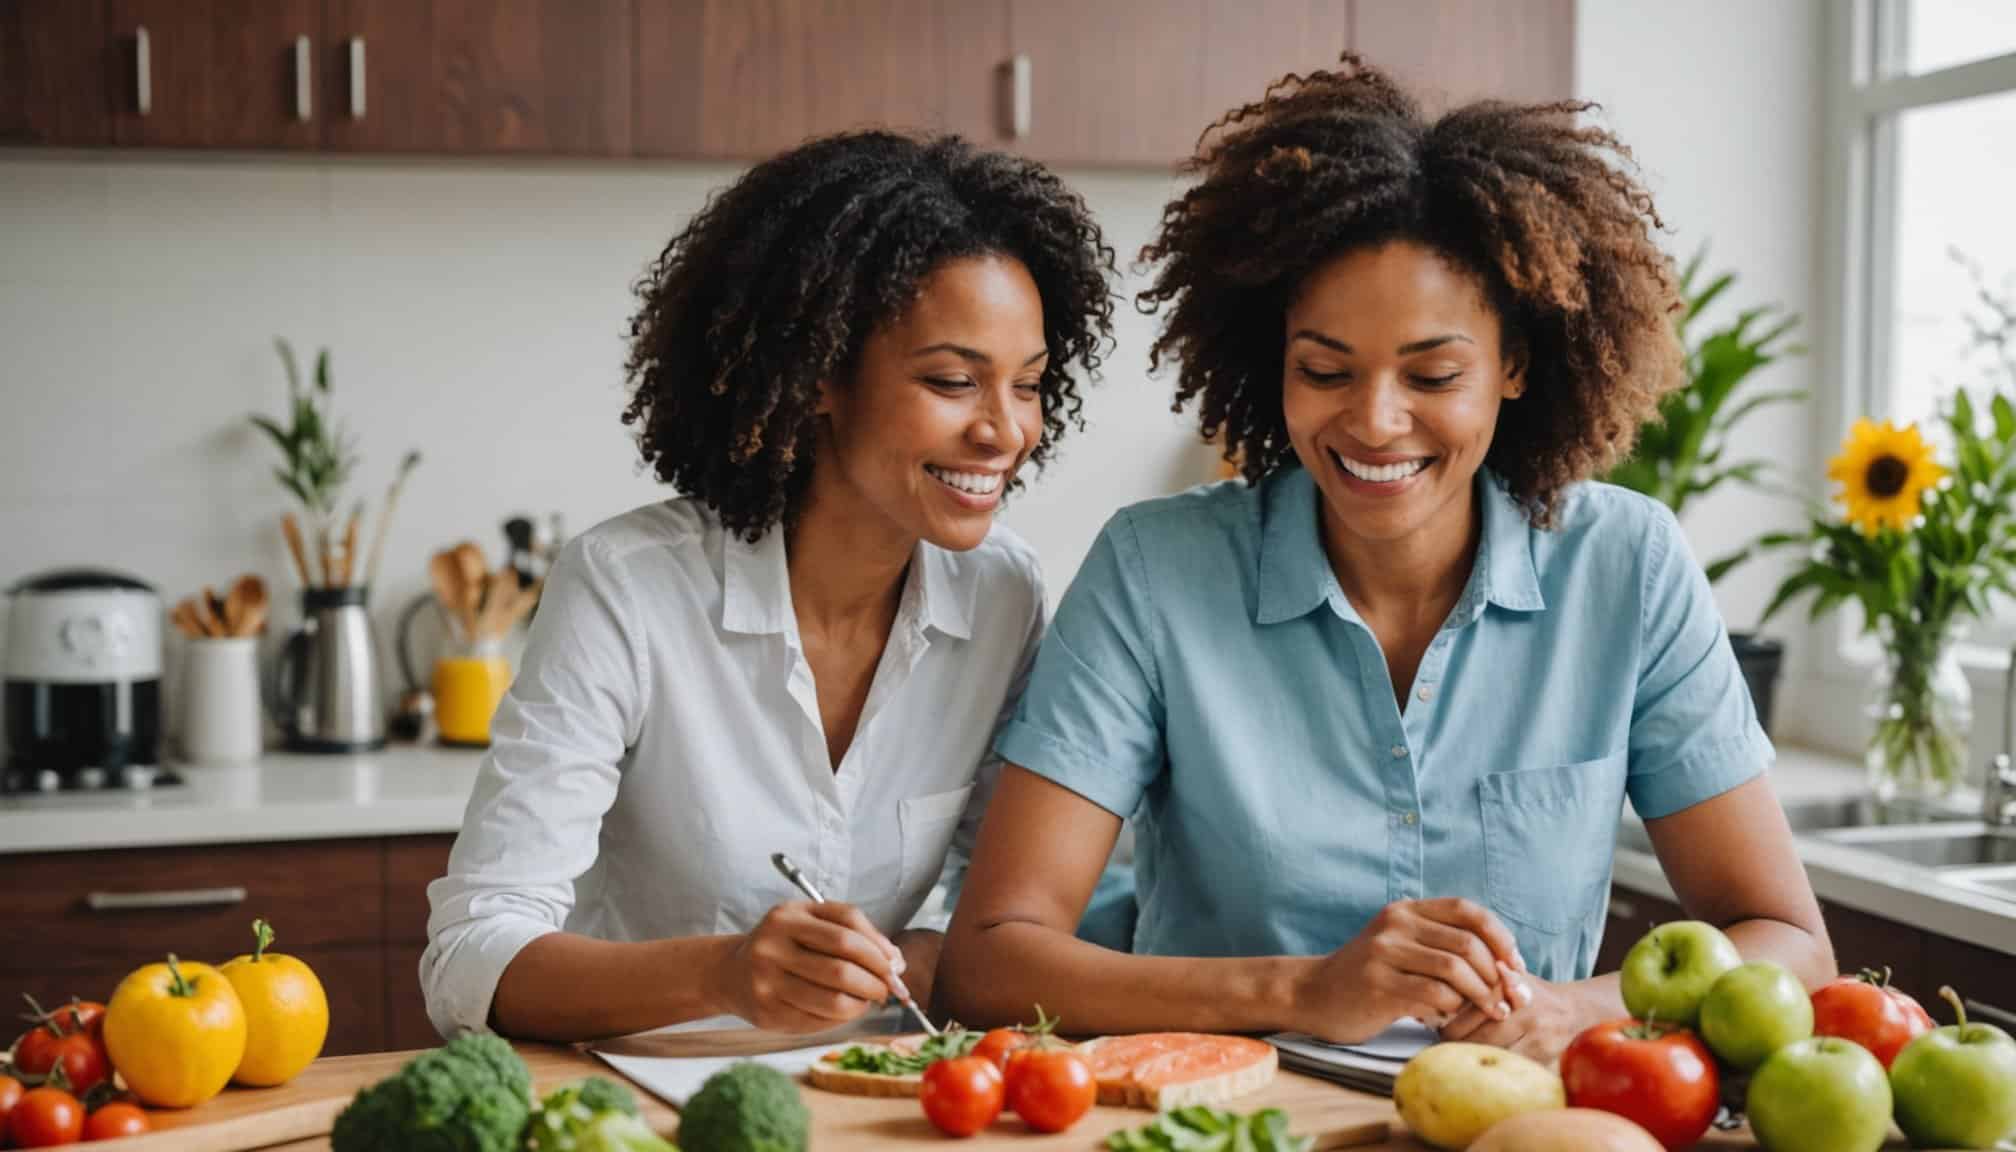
[
  {"x1": 429, "y1": 549, "x2": 472, "y2": 645},
  {"x1": 171, "y1": 598, "x2": 206, "y2": 639},
  {"x1": 190, "y1": 588, "x2": 224, "y2": 638},
  {"x1": 224, "y1": 575, "x2": 268, "y2": 637}
]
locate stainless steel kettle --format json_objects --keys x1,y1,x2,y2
[{"x1": 270, "y1": 586, "x2": 386, "y2": 751}]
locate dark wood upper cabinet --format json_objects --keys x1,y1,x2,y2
[
  {"x1": 635, "y1": 0, "x2": 1008, "y2": 160},
  {"x1": 0, "y1": 0, "x2": 111, "y2": 145},
  {"x1": 323, "y1": 0, "x2": 437, "y2": 151},
  {"x1": 108, "y1": 0, "x2": 323, "y2": 149},
  {"x1": 430, "y1": 0, "x2": 632, "y2": 154},
  {"x1": 1004, "y1": 0, "x2": 1206, "y2": 168},
  {"x1": 1199, "y1": 1, "x2": 1350, "y2": 141},
  {"x1": 1351, "y1": 0, "x2": 1575, "y2": 113}
]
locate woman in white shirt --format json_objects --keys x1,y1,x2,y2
[{"x1": 422, "y1": 131, "x2": 1116, "y2": 1042}]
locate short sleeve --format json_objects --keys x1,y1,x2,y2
[
  {"x1": 1624, "y1": 505, "x2": 1775, "y2": 819},
  {"x1": 993, "y1": 513, "x2": 1166, "y2": 818}
]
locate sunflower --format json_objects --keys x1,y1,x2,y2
[{"x1": 1826, "y1": 418, "x2": 1946, "y2": 535}]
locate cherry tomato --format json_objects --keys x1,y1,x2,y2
[
  {"x1": 0, "y1": 1075, "x2": 24, "y2": 1140},
  {"x1": 84, "y1": 1102, "x2": 151, "y2": 1140},
  {"x1": 12, "y1": 1026, "x2": 63, "y2": 1076},
  {"x1": 51, "y1": 1001, "x2": 106, "y2": 1040},
  {"x1": 919, "y1": 1055, "x2": 1004, "y2": 1138},
  {"x1": 1811, "y1": 970, "x2": 1935, "y2": 1068},
  {"x1": 971, "y1": 1027, "x2": 1033, "y2": 1072},
  {"x1": 1560, "y1": 1018, "x2": 1719, "y2": 1151},
  {"x1": 9, "y1": 1086, "x2": 84, "y2": 1148},
  {"x1": 1004, "y1": 1047, "x2": 1097, "y2": 1134},
  {"x1": 30, "y1": 1031, "x2": 111, "y2": 1096}
]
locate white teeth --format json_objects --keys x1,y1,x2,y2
[
  {"x1": 925, "y1": 466, "x2": 1003, "y2": 495},
  {"x1": 1333, "y1": 451, "x2": 1430, "y2": 484}
]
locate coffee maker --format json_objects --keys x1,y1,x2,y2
[{"x1": 3, "y1": 569, "x2": 167, "y2": 792}]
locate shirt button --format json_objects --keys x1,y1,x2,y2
[
  {"x1": 1402, "y1": 811, "x2": 1419, "y2": 826},
  {"x1": 1416, "y1": 684, "x2": 1435, "y2": 702},
  {"x1": 1391, "y1": 744, "x2": 1408, "y2": 759}
]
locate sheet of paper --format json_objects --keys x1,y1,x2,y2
[
  {"x1": 592, "y1": 1043, "x2": 836, "y2": 1108},
  {"x1": 1266, "y1": 1019, "x2": 1437, "y2": 1095}
]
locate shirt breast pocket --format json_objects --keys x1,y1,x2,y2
[
  {"x1": 899, "y1": 784, "x2": 975, "y2": 898},
  {"x1": 1479, "y1": 753, "x2": 1627, "y2": 935}
]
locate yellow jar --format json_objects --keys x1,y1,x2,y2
[{"x1": 434, "y1": 655, "x2": 512, "y2": 746}]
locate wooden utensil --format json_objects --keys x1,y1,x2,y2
[
  {"x1": 171, "y1": 598, "x2": 207, "y2": 639},
  {"x1": 191, "y1": 588, "x2": 225, "y2": 638},
  {"x1": 318, "y1": 524, "x2": 336, "y2": 588},
  {"x1": 363, "y1": 450, "x2": 421, "y2": 592},
  {"x1": 224, "y1": 575, "x2": 268, "y2": 637},
  {"x1": 280, "y1": 514, "x2": 313, "y2": 587},
  {"x1": 429, "y1": 549, "x2": 472, "y2": 644},
  {"x1": 339, "y1": 505, "x2": 362, "y2": 587},
  {"x1": 474, "y1": 569, "x2": 518, "y2": 641}
]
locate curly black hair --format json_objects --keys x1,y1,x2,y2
[
  {"x1": 622, "y1": 130, "x2": 1116, "y2": 540},
  {"x1": 1139, "y1": 54, "x2": 1684, "y2": 525}
]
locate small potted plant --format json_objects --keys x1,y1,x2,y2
[{"x1": 1605, "y1": 250, "x2": 1806, "y2": 731}]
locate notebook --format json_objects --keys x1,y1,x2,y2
[{"x1": 1266, "y1": 1019, "x2": 1438, "y2": 1096}]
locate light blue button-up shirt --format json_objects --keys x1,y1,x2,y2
[{"x1": 995, "y1": 466, "x2": 1771, "y2": 982}]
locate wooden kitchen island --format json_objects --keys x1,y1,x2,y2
[{"x1": 118, "y1": 1030, "x2": 1844, "y2": 1152}]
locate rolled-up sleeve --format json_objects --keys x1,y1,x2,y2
[
  {"x1": 420, "y1": 535, "x2": 647, "y2": 1038},
  {"x1": 994, "y1": 513, "x2": 1166, "y2": 819},
  {"x1": 1625, "y1": 504, "x2": 1774, "y2": 820}
]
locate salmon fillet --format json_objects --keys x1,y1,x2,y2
[{"x1": 1077, "y1": 1032, "x2": 1277, "y2": 1110}]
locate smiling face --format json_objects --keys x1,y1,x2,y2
[
  {"x1": 1282, "y1": 241, "x2": 1525, "y2": 555},
  {"x1": 812, "y1": 253, "x2": 1050, "y2": 553}
]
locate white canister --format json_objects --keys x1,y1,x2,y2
[{"x1": 179, "y1": 636, "x2": 263, "y2": 763}]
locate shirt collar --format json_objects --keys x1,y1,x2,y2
[
  {"x1": 721, "y1": 526, "x2": 975, "y2": 641},
  {"x1": 1253, "y1": 466, "x2": 1545, "y2": 626}
]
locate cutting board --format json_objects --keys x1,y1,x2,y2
[{"x1": 101, "y1": 1045, "x2": 676, "y2": 1152}]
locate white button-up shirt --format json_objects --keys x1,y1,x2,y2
[{"x1": 421, "y1": 498, "x2": 1044, "y2": 1038}]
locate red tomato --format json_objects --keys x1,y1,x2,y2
[
  {"x1": 1560, "y1": 1018, "x2": 1720, "y2": 1151},
  {"x1": 12, "y1": 1026, "x2": 63, "y2": 1076},
  {"x1": 0, "y1": 1075, "x2": 23, "y2": 1140},
  {"x1": 51, "y1": 1001, "x2": 106, "y2": 1040},
  {"x1": 83, "y1": 1102, "x2": 151, "y2": 1140},
  {"x1": 919, "y1": 1055, "x2": 1004, "y2": 1138},
  {"x1": 1003, "y1": 1047, "x2": 1097, "y2": 1134},
  {"x1": 9, "y1": 1086, "x2": 84, "y2": 1148},
  {"x1": 971, "y1": 1027, "x2": 1033, "y2": 1072},
  {"x1": 21, "y1": 1031, "x2": 110, "y2": 1096},
  {"x1": 1811, "y1": 971, "x2": 1935, "y2": 1068}
]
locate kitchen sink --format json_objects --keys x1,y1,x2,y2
[
  {"x1": 1946, "y1": 869, "x2": 2016, "y2": 899},
  {"x1": 1814, "y1": 826, "x2": 2016, "y2": 868},
  {"x1": 1613, "y1": 796, "x2": 1975, "y2": 857}
]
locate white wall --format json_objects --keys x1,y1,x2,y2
[
  {"x1": 3, "y1": 3, "x2": 1847, "y2": 751},
  {"x1": 1576, "y1": 0, "x2": 1837, "y2": 750}
]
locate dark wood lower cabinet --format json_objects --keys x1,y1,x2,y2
[
  {"x1": 1600, "y1": 882, "x2": 2015, "y2": 1022},
  {"x1": 2, "y1": 833, "x2": 454, "y2": 1057}
]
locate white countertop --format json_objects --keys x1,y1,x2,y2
[
  {"x1": 0, "y1": 743, "x2": 483, "y2": 854},
  {"x1": 1612, "y1": 745, "x2": 2016, "y2": 956}
]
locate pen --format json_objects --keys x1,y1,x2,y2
[{"x1": 770, "y1": 852, "x2": 940, "y2": 1037}]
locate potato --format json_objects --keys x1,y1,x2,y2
[
  {"x1": 1393, "y1": 1043, "x2": 1565, "y2": 1151},
  {"x1": 1471, "y1": 1108, "x2": 1664, "y2": 1152}
]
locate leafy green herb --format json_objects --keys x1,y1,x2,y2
[
  {"x1": 1104, "y1": 1106, "x2": 1313, "y2": 1152},
  {"x1": 832, "y1": 1028, "x2": 978, "y2": 1076}
]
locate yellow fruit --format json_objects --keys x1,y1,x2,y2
[
  {"x1": 219, "y1": 919, "x2": 329, "y2": 1087},
  {"x1": 1471, "y1": 1108, "x2": 1664, "y2": 1152},
  {"x1": 103, "y1": 954, "x2": 247, "y2": 1108},
  {"x1": 1394, "y1": 1042, "x2": 1565, "y2": 1151}
]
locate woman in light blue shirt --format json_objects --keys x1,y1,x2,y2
[{"x1": 938, "y1": 57, "x2": 1833, "y2": 1065}]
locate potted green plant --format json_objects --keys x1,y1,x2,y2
[{"x1": 1606, "y1": 250, "x2": 1807, "y2": 732}]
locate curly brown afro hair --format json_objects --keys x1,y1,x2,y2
[
  {"x1": 623, "y1": 130, "x2": 1115, "y2": 541},
  {"x1": 1139, "y1": 54, "x2": 1684, "y2": 526}
]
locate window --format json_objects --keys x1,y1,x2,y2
[{"x1": 1823, "y1": 0, "x2": 2016, "y2": 661}]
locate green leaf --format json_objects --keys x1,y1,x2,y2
[
  {"x1": 1993, "y1": 393, "x2": 2016, "y2": 443},
  {"x1": 1704, "y1": 548, "x2": 1752, "y2": 585},
  {"x1": 274, "y1": 338, "x2": 300, "y2": 398},
  {"x1": 314, "y1": 347, "x2": 331, "y2": 394}
]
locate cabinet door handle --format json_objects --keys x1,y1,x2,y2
[
  {"x1": 1010, "y1": 53, "x2": 1032, "y2": 139},
  {"x1": 295, "y1": 36, "x2": 312, "y2": 121},
  {"x1": 349, "y1": 37, "x2": 366, "y2": 119},
  {"x1": 87, "y1": 886, "x2": 247, "y2": 912},
  {"x1": 1967, "y1": 998, "x2": 2016, "y2": 1032},
  {"x1": 135, "y1": 26, "x2": 151, "y2": 116},
  {"x1": 1608, "y1": 897, "x2": 1638, "y2": 920}
]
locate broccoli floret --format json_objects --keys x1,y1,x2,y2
[
  {"x1": 529, "y1": 1078, "x2": 671, "y2": 1152},
  {"x1": 676, "y1": 1063, "x2": 807, "y2": 1152},
  {"x1": 331, "y1": 1033, "x2": 533, "y2": 1152}
]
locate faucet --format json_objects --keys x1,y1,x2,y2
[{"x1": 1992, "y1": 641, "x2": 2016, "y2": 828}]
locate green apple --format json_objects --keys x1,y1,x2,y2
[
  {"x1": 1699, "y1": 961, "x2": 1814, "y2": 1070},
  {"x1": 1746, "y1": 1037, "x2": 1892, "y2": 1152},
  {"x1": 1619, "y1": 920, "x2": 1742, "y2": 1026},
  {"x1": 1890, "y1": 987, "x2": 2016, "y2": 1149}
]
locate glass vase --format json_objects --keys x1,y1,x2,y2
[{"x1": 1864, "y1": 619, "x2": 1972, "y2": 806}]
